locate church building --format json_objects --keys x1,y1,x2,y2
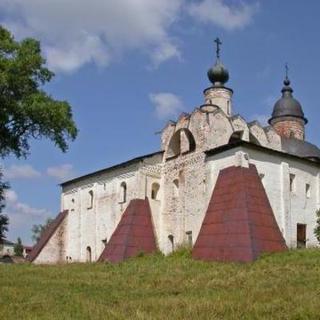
[{"x1": 28, "y1": 39, "x2": 320, "y2": 264}]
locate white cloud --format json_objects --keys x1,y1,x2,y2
[
  {"x1": 0, "y1": 0, "x2": 183, "y2": 73},
  {"x1": 5, "y1": 190, "x2": 18, "y2": 203},
  {"x1": 150, "y1": 92, "x2": 184, "y2": 119},
  {"x1": 3, "y1": 189, "x2": 51, "y2": 244},
  {"x1": 47, "y1": 164, "x2": 74, "y2": 181},
  {"x1": 4, "y1": 164, "x2": 41, "y2": 179},
  {"x1": 5, "y1": 189, "x2": 49, "y2": 217},
  {"x1": 188, "y1": 0, "x2": 258, "y2": 31}
]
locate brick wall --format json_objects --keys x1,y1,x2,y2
[{"x1": 272, "y1": 119, "x2": 305, "y2": 140}]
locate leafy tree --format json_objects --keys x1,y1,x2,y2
[
  {"x1": 31, "y1": 218, "x2": 54, "y2": 243},
  {"x1": 14, "y1": 237, "x2": 23, "y2": 256},
  {"x1": 314, "y1": 209, "x2": 320, "y2": 244},
  {"x1": 0, "y1": 25, "x2": 78, "y2": 158},
  {"x1": 0, "y1": 25, "x2": 78, "y2": 236}
]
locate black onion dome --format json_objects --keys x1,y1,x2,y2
[
  {"x1": 207, "y1": 59, "x2": 229, "y2": 86},
  {"x1": 269, "y1": 78, "x2": 308, "y2": 124}
]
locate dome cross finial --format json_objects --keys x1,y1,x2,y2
[
  {"x1": 214, "y1": 37, "x2": 222, "y2": 59},
  {"x1": 284, "y1": 63, "x2": 290, "y2": 86}
]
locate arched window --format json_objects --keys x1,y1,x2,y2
[
  {"x1": 87, "y1": 190, "x2": 94, "y2": 209},
  {"x1": 86, "y1": 246, "x2": 92, "y2": 262},
  {"x1": 173, "y1": 179, "x2": 179, "y2": 198},
  {"x1": 167, "y1": 129, "x2": 196, "y2": 159},
  {"x1": 186, "y1": 231, "x2": 193, "y2": 246},
  {"x1": 151, "y1": 182, "x2": 160, "y2": 200},
  {"x1": 120, "y1": 182, "x2": 127, "y2": 203}
]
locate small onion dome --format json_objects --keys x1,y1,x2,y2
[
  {"x1": 207, "y1": 59, "x2": 229, "y2": 87},
  {"x1": 269, "y1": 78, "x2": 308, "y2": 124}
]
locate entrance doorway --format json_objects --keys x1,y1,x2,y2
[{"x1": 297, "y1": 224, "x2": 307, "y2": 248}]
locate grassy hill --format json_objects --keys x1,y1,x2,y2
[{"x1": 1, "y1": 249, "x2": 320, "y2": 319}]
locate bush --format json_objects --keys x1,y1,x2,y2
[{"x1": 314, "y1": 209, "x2": 320, "y2": 244}]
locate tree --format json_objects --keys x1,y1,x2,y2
[
  {"x1": 14, "y1": 237, "x2": 23, "y2": 256},
  {"x1": 0, "y1": 25, "x2": 78, "y2": 236},
  {"x1": 0, "y1": 26, "x2": 78, "y2": 159},
  {"x1": 314, "y1": 209, "x2": 320, "y2": 244},
  {"x1": 31, "y1": 218, "x2": 54, "y2": 243}
]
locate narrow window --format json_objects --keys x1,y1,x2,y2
[
  {"x1": 289, "y1": 174, "x2": 295, "y2": 192},
  {"x1": 306, "y1": 184, "x2": 311, "y2": 198},
  {"x1": 186, "y1": 231, "x2": 193, "y2": 246},
  {"x1": 259, "y1": 173, "x2": 265, "y2": 180},
  {"x1": 86, "y1": 246, "x2": 92, "y2": 262},
  {"x1": 151, "y1": 182, "x2": 160, "y2": 200},
  {"x1": 168, "y1": 234, "x2": 174, "y2": 252},
  {"x1": 87, "y1": 190, "x2": 94, "y2": 209},
  {"x1": 173, "y1": 179, "x2": 179, "y2": 198},
  {"x1": 120, "y1": 182, "x2": 127, "y2": 203},
  {"x1": 71, "y1": 198, "x2": 75, "y2": 211},
  {"x1": 102, "y1": 238, "x2": 107, "y2": 247}
]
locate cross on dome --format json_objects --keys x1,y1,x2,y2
[{"x1": 214, "y1": 37, "x2": 222, "y2": 59}]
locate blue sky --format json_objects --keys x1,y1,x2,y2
[{"x1": 1, "y1": 0, "x2": 320, "y2": 245}]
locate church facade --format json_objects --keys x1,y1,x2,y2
[{"x1": 29, "y1": 41, "x2": 320, "y2": 264}]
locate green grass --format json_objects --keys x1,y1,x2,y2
[{"x1": 1, "y1": 249, "x2": 320, "y2": 319}]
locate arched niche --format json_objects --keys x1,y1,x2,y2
[
  {"x1": 151, "y1": 182, "x2": 160, "y2": 200},
  {"x1": 86, "y1": 246, "x2": 92, "y2": 262},
  {"x1": 228, "y1": 130, "x2": 244, "y2": 144},
  {"x1": 166, "y1": 128, "x2": 196, "y2": 159},
  {"x1": 119, "y1": 182, "x2": 127, "y2": 203}
]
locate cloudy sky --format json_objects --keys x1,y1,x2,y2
[{"x1": 1, "y1": 0, "x2": 320, "y2": 244}]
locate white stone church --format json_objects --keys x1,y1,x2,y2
[{"x1": 29, "y1": 40, "x2": 320, "y2": 264}]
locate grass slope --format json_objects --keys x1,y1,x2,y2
[{"x1": 1, "y1": 249, "x2": 320, "y2": 319}]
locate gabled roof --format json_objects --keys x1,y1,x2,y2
[
  {"x1": 60, "y1": 151, "x2": 163, "y2": 187},
  {"x1": 205, "y1": 140, "x2": 320, "y2": 166}
]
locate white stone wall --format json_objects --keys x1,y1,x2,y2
[
  {"x1": 205, "y1": 146, "x2": 320, "y2": 248},
  {"x1": 60, "y1": 153, "x2": 162, "y2": 263}
]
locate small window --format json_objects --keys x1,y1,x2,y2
[
  {"x1": 120, "y1": 182, "x2": 127, "y2": 203},
  {"x1": 306, "y1": 184, "x2": 311, "y2": 198},
  {"x1": 87, "y1": 190, "x2": 94, "y2": 209},
  {"x1": 259, "y1": 173, "x2": 265, "y2": 180},
  {"x1": 151, "y1": 182, "x2": 160, "y2": 200},
  {"x1": 168, "y1": 234, "x2": 174, "y2": 252},
  {"x1": 86, "y1": 246, "x2": 92, "y2": 262},
  {"x1": 186, "y1": 231, "x2": 192, "y2": 246},
  {"x1": 173, "y1": 179, "x2": 179, "y2": 198},
  {"x1": 289, "y1": 174, "x2": 295, "y2": 192}
]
